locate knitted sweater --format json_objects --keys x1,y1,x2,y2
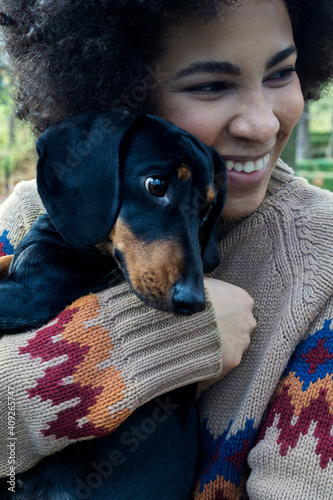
[
  {"x1": 1, "y1": 160, "x2": 333, "y2": 499},
  {"x1": 193, "y1": 161, "x2": 333, "y2": 499}
]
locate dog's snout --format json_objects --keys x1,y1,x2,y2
[{"x1": 172, "y1": 285, "x2": 206, "y2": 315}]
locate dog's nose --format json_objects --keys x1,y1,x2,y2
[{"x1": 172, "y1": 286, "x2": 206, "y2": 315}]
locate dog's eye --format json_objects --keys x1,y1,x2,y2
[{"x1": 144, "y1": 177, "x2": 168, "y2": 197}]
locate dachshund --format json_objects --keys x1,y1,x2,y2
[
  {"x1": 0, "y1": 111, "x2": 227, "y2": 499},
  {"x1": 0, "y1": 110, "x2": 226, "y2": 334}
]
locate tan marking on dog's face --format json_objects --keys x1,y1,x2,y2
[
  {"x1": 0, "y1": 255, "x2": 13, "y2": 280},
  {"x1": 206, "y1": 185, "x2": 215, "y2": 204},
  {"x1": 101, "y1": 219, "x2": 185, "y2": 308},
  {"x1": 95, "y1": 238, "x2": 113, "y2": 256},
  {"x1": 177, "y1": 163, "x2": 191, "y2": 182}
]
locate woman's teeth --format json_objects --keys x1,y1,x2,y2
[{"x1": 226, "y1": 154, "x2": 270, "y2": 173}]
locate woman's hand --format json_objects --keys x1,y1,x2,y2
[{"x1": 197, "y1": 277, "x2": 256, "y2": 394}]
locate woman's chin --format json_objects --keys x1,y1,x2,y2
[{"x1": 222, "y1": 188, "x2": 267, "y2": 219}]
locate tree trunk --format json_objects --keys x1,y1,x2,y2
[
  {"x1": 326, "y1": 110, "x2": 333, "y2": 158},
  {"x1": 295, "y1": 102, "x2": 310, "y2": 162}
]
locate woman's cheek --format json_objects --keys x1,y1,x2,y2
[
  {"x1": 162, "y1": 100, "x2": 221, "y2": 146},
  {"x1": 280, "y1": 78, "x2": 304, "y2": 132}
]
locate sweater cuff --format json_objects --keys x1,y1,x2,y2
[{"x1": 96, "y1": 282, "x2": 223, "y2": 407}]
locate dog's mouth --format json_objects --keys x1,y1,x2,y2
[
  {"x1": 97, "y1": 220, "x2": 206, "y2": 315},
  {"x1": 110, "y1": 247, "x2": 206, "y2": 315},
  {"x1": 115, "y1": 246, "x2": 181, "y2": 310},
  {"x1": 96, "y1": 234, "x2": 182, "y2": 310},
  {"x1": 115, "y1": 253, "x2": 205, "y2": 315}
]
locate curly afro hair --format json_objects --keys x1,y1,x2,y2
[{"x1": 0, "y1": 0, "x2": 332, "y2": 134}]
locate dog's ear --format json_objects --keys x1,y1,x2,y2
[
  {"x1": 36, "y1": 111, "x2": 138, "y2": 248},
  {"x1": 181, "y1": 131, "x2": 226, "y2": 274},
  {"x1": 201, "y1": 227, "x2": 220, "y2": 273},
  {"x1": 201, "y1": 148, "x2": 227, "y2": 274}
]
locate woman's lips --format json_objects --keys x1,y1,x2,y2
[{"x1": 223, "y1": 153, "x2": 271, "y2": 188}]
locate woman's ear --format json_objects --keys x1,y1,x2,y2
[{"x1": 36, "y1": 110, "x2": 138, "y2": 248}]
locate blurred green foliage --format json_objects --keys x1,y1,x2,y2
[
  {"x1": 0, "y1": 67, "x2": 9, "y2": 104},
  {"x1": 294, "y1": 89, "x2": 333, "y2": 192},
  {"x1": 0, "y1": 55, "x2": 36, "y2": 193}
]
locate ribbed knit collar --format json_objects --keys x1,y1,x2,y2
[
  {"x1": 266, "y1": 158, "x2": 295, "y2": 195},
  {"x1": 217, "y1": 158, "x2": 295, "y2": 236}
]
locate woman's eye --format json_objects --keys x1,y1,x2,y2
[
  {"x1": 144, "y1": 177, "x2": 168, "y2": 197},
  {"x1": 266, "y1": 67, "x2": 296, "y2": 83},
  {"x1": 186, "y1": 82, "x2": 229, "y2": 94}
]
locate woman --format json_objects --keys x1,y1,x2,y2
[{"x1": 0, "y1": 0, "x2": 332, "y2": 498}]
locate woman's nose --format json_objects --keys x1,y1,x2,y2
[{"x1": 227, "y1": 93, "x2": 280, "y2": 144}]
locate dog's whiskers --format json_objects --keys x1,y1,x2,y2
[{"x1": 97, "y1": 266, "x2": 125, "y2": 288}]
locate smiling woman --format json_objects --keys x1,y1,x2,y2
[{"x1": 0, "y1": 1, "x2": 333, "y2": 500}]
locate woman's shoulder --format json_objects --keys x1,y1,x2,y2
[
  {"x1": 10, "y1": 178, "x2": 41, "y2": 201},
  {"x1": 261, "y1": 161, "x2": 333, "y2": 279},
  {"x1": 3, "y1": 178, "x2": 42, "y2": 208},
  {"x1": 0, "y1": 179, "x2": 45, "y2": 250},
  {"x1": 268, "y1": 159, "x2": 333, "y2": 223},
  {"x1": 288, "y1": 175, "x2": 333, "y2": 226}
]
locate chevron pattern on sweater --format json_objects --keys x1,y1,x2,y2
[
  {"x1": 0, "y1": 229, "x2": 14, "y2": 256},
  {"x1": 19, "y1": 294, "x2": 131, "y2": 440},
  {"x1": 256, "y1": 318, "x2": 333, "y2": 469},
  {"x1": 193, "y1": 417, "x2": 256, "y2": 499}
]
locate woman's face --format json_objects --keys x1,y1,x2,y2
[{"x1": 155, "y1": 0, "x2": 304, "y2": 217}]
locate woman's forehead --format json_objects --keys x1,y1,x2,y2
[{"x1": 157, "y1": 0, "x2": 293, "y2": 73}]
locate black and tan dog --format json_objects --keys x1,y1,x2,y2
[
  {"x1": 0, "y1": 110, "x2": 226, "y2": 334},
  {"x1": 0, "y1": 111, "x2": 226, "y2": 500}
]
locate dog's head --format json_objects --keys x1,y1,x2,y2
[{"x1": 36, "y1": 111, "x2": 226, "y2": 315}]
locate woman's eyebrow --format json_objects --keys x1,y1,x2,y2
[
  {"x1": 170, "y1": 45, "x2": 297, "y2": 81},
  {"x1": 171, "y1": 61, "x2": 241, "y2": 80},
  {"x1": 266, "y1": 45, "x2": 298, "y2": 70}
]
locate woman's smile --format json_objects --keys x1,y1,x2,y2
[{"x1": 223, "y1": 152, "x2": 271, "y2": 188}]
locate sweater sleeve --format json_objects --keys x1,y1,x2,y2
[
  {"x1": 0, "y1": 181, "x2": 223, "y2": 476},
  {"x1": 247, "y1": 295, "x2": 333, "y2": 500}
]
